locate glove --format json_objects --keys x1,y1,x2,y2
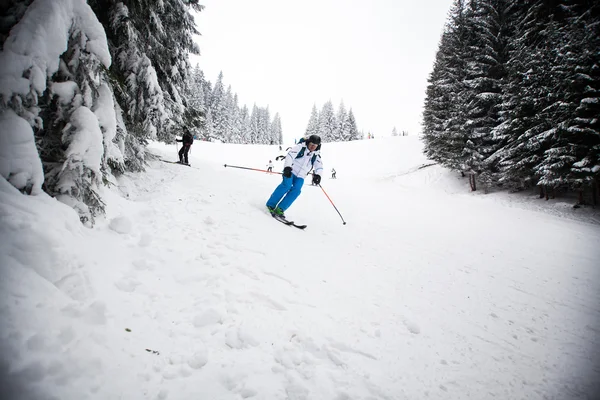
[
  {"x1": 313, "y1": 174, "x2": 321, "y2": 185},
  {"x1": 283, "y1": 167, "x2": 292, "y2": 178}
]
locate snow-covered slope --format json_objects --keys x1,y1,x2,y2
[{"x1": 1, "y1": 137, "x2": 598, "y2": 400}]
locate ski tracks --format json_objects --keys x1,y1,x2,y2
[{"x1": 91, "y1": 159, "x2": 389, "y2": 399}]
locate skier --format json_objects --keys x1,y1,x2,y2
[
  {"x1": 176, "y1": 128, "x2": 194, "y2": 165},
  {"x1": 267, "y1": 160, "x2": 274, "y2": 172},
  {"x1": 266, "y1": 135, "x2": 323, "y2": 218},
  {"x1": 331, "y1": 168, "x2": 336, "y2": 179}
]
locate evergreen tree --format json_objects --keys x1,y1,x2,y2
[
  {"x1": 90, "y1": 0, "x2": 203, "y2": 146},
  {"x1": 422, "y1": 0, "x2": 471, "y2": 172},
  {"x1": 210, "y1": 71, "x2": 228, "y2": 141},
  {"x1": 21, "y1": 1, "x2": 118, "y2": 225},
  {"x1": 460, "y1": 0, "x2": 512, "y2": 189},
  {"x1": 346, "y1": 109, "x2": 360, "y2": 141},
  {"x1": 229, "y1": 93, "x2": 242, "y2": 144},
  {"x1": 534, "y1": 2, "x2": 600, "y2": 200},
  {"x1": 188, "y1": 64, "x2": 207, "y2": 112},
  {"x1": 204, "y1": 108, "x2": 215, "y2": 141},
  {"x1": 305, "y1": 104, "x2": 319, "y2": 137},
  {"x1": 271, "y1": 113, "x2": 283, "y2": 145},
  {"x1": 249, "y1": 104, "x2": 260, "y2": 144},
  {"x1": 494, "y1": 1, "x2": 571, "y2": 191},
  {"x1": 336, "y1": 100, "x2": 348, "y2": 142},
  {"x1": 258, "y1": 106, "x2": 272, "y2": 144},
  {"x1": 239, "y1": 105, "x2": 251, "y2": 144},
  {"x1": 319, "y1": 100, "x2": 336, "y2": 142},
  {"x1": 184, "y1": 64, "x2": 207, "y2": 133},
  {"x1": 392, "y1": 127, "x2": 398, "y2": 136},
  {"x1": 222, "y1": 85, "x2": 235, "y2": 143}
]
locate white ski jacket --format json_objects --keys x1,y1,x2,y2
[{"x1": 284, "y1": 143, "x2": 324, "y2": 178}]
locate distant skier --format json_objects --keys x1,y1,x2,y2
[
  {"x1": 266, "y1": 135, "x2": 323, "y2": 218},
  {"x1": 176, "y1": 128, "x2": 193, "y2": 165},
  {"x1": 267, "y1": 160, "x2": 274, "y2": 172},
  {"x1": 331, "y1": 168, "x2": 336, "y2": 179}
]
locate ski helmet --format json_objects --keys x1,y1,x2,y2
[{"x1": 307, "y1": 135, "x2": 321, "y2": 145}]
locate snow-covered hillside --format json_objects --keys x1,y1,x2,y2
[{"x1": 1, "y1": 136, "x2": 598, "y2": 400}]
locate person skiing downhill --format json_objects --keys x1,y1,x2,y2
[
  {"x1": 267, "y1": 160, "x2": 274, "y2": 172},
  {"x1": 176, "y1": 128, "x2": 193, "y2": 164},
  {"x1": 266, "y1": 134, "x2": 323, "y2": 218}
]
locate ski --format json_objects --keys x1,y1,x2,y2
[
  {"x1": 271, "y1": 214, "x2": 307, "y2": 230},
  {"x1": 160, "y1": 159, "x2": 191, "y2": 167}
]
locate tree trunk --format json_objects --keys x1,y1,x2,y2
[
  {"x1": 539, "y1": 186, "x2": 544, "y2": 198},
  {"x1": 469, "y1": 173, "x2": 477, "y2": 191},
  {"x1": 593, "y1": 176, "x2": 599, "y2": 207}
]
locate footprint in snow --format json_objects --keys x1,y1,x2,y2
[
  {"x1": 115, "y1": 276, "x2": 141, "y2": 292},
  {"x1": 403, "y1": 319, "x2": 421, "y2": 335},
  {"x1": 108, "y1": 216, "x2": 132, "y2": 234},
  {"x1": 193, "y1": 308, "x2": 224, "y2": 328}
]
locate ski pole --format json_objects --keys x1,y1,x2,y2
[
  {"x1": 318, "y1": 184, "x2": 347, "y2": 225},
  {"x1": 224, "y1": 164, "x2": 282, "y2": 174}
]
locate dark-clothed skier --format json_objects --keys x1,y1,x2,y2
[{"x1": 176, "y1": 129, "x2": 194, "y2": 164}]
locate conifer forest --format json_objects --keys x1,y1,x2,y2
[{"x1": 422, "y1": 0, "x2": 599, "y2": 203}]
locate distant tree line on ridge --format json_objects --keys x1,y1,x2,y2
[
  {"x1": 304, "y1": 101, "x2": 362, "y2": 142},
  {"x1": 188, "y1": 69, "x2": 283, "y2": 145}
]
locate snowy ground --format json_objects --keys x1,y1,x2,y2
[{"x1": 1, "y1": 136, "x2": 599, "y2": 400}]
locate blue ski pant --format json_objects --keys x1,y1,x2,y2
[{"x1": 266, "y1": 174, "x2": 305, "y2": 211}]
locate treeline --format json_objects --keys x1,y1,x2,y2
[
  {"x1": 422, "y1": 0, "x2": 599, "y2": 203},
  {"x1": 0, "y1": 0, "x2": 281, "y2": 225},
  {"x1": 188, "y1": 68, "x2": 282, "y2": 145},
  {"x1": 304, "y1": 101, "x2": 362, "y2": 142}
]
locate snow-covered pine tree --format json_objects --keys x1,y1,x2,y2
[
  {"x1": 204, "y1": 108, "x2": 215, "y2": 141},
  {"x1": 271, "y1": 113, "x2": 283, "y2": 145},
  {"x1": 9, "y1": 0, "x2": 118, "y2": 225},
  {"x1": 90, "y1": 0, "x2": 203, "y2": 148},
  {"x1": 259, "y1": 106, "x2": 272, "y2": 144},
  {"x1": 459, "y1": 0, "x2": 511, "y2": 190},
  {"x1": 533, "y1": 2, "x2": 600, "y2": 203},
  {"x1": 392, "y1": 127, "x2": 398, "y2": 136},
  {"x1": 188, "y1": 64, "x2": 207, "y2": 113},
  {"x1": 184, "y1": 64, "x2": 207, "y2": 134},
  {"x1": 222, "y1": 85, "x2": 235, "y2": 143},
  {"x1": 249, "y1": 104, "x2": 260, "y2": 144},
  {"x1": 210, "y1": 71, "x2": 229, "y2": 141},
  {"x1": 239, "y1": 105, "x2": 251, "y2": 144},
  {"x1": 567, "y1": 18, "x2": 600, "y2": 205},
  {"x1": 346, "y1": 109, "x2": 360, "y2": 141},
  {"x1": 229, "y1": 93, "x2": 243, "y2": 144},
  {"x1": 318, "y1": 100, "x2": 336, "y2": 142},
  {"x1": 305, "y1": 104, "x2": 320, "y2": 137},
  {"x1": 422, "y1": 0, "x2": 471, "y2": 174},
  {"x1": 494, "y1": 1, "x2": 570, "y2": 194},
  {"x1": 336, "y1": 100, "x2": 348, "y2": 142}
]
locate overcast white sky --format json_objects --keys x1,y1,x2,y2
[{"x1": 190, "y1": 0, "x2": 454, "y2": 142}]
